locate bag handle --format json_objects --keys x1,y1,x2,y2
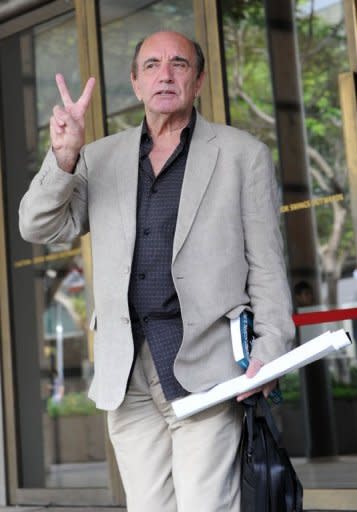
[{"x1": 243, "y1": 392, "x2": 282, "y2": 448}]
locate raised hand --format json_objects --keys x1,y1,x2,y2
[{"x1": 50, "y1": 73, "x2": 96, "y2": 172}]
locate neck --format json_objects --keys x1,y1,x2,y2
[{"x1": 145, "y1": 109, "x2": 192, "y2": 139}]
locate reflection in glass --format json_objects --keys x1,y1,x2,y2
[
  {"x1": 3, "y1": 13, "x2": 108, "y2": 489},
  {"x1": 34, "y1": 14, "x2": 81, "y2": 165},
  {"x1": 295, "y1": 4, "x2": 357, "y2": 475},
  {"x1": 35, "y1": 14, "x2": 81, "y2": 128},
  {"x1": 220, "y1": 2, "x2": 276, "y2": 154},
  {"x1": 220, "y1": 0, "x2": 357, "y2": 486},
  {"x1": 295, "y1": 1, "x2": 353, "y2": 309},
  {"x1": 34, "y1": 15, "x2": 108, "y2": 489}
]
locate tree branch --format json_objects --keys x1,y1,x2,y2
[
  {"x1": 301, "y1": 21, "x2": 344, "y2": 64},
  {"x1": 328, "y1": 200, "x2": 347, "y2": 256},
  {"x1": 235, "y1": 87, "x2": 342, "y2": 193},
  {"x1": 235, "y1": 87, "x2": 275, "y2": 125},
  {"x1": 310, "y1": 166, "x2": 330, "y2": 193}
]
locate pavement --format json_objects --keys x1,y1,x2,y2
[
  {"x1": 1, "y1": 457, "x2": 353, "y2": 511},
  {"x1": 0, "y1": 457, "x2": 356, "y2": 512}
]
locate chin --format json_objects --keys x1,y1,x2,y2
[
  {"x1": 150, "y1": 99, "x2": 182, "y2": 112},
  {"x1": 151, "y1": 109, "x2": 178, "y2": 116}
]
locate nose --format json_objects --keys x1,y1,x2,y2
[{"x1": 159, "y1": 61, "x2": 174, "y2": 82}]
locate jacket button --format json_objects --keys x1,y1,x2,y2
[
  {"x1": 139, "y1": 273, "x2": 146, "y2": 280},
  {"x1": 143, "y1": 316, "x2": 149, "y2": 323}
]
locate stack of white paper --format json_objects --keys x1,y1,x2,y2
[{"x1": 172, "y1": 329, "x2": 351, "y2": 420}]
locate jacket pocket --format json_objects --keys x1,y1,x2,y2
[{"x1": 225, "y1": 304, "x2": 252, "y2": 320}]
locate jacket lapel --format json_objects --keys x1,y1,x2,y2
[
  {"x1": 116, "y1": 124, "x2": 142, "y2": 260},
  {"x1": 115, "y1": 115, "x2": 218, "y2": 264},
  {"x1": 172, "y1": 114, "x2": 219, "y2": 262}
]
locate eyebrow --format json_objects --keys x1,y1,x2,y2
[
  {"x1": 142, "y1": 56, "x2": 191, "y2": 67},
  {"x1": 170, "y1": 56, "x2": 190, "y2": 65}
]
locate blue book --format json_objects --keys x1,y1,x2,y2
[{"x1": 230, "y1": 309, "x2": 254, "y2": 370}]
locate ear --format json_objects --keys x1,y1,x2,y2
[
  {"x1": 131, "y1": 72, "x2": 142, "y2": 101},
  {"x1": 194, "y1": 71, "x2": 206, "y2": 98}
]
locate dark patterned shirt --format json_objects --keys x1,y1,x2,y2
[{"x1": 128, "y1": 110, "x2": 196, "y2": 400}]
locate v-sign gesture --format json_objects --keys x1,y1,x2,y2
[{"x1": 50, "y1": 73, "x2": 96, "y2": 173}]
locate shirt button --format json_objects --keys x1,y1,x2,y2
[
  {"x1": 139, "y1": 273, "x2": 146, "y2": 280},
  {"x1": 143, "y1": 228, "x2": 151, "y2": 236},
  {"x1": 121, "y1": 317, "x2": 130, "y2": 324}
]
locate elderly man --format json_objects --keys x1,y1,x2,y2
[{"x1": 19, "y1": 31, "x2": 294, "y2": 511}]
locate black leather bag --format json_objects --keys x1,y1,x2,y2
[{"x1": 240, "y1": 393, "x2": 303, "y2": 512}]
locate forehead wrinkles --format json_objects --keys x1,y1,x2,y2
[{"x1": 139, "y1": 37, "x2": 194, "y2": 63}]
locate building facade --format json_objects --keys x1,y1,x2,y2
[{"x1": 0, "y1": 0, "x2": 357, "y2": 508}]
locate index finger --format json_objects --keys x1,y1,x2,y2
[{"x1": 55, "y1": 73, "x2": 73, "y2": 108}]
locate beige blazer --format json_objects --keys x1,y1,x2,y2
[{"x1": 19, "y1": 113, "x2": 295, "y2": 410}]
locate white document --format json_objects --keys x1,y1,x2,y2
[
  {"x1": 172, "y1": 329, "x2": 351, "y2": 420},
  {"x1": 230, "y1": 315, "x2": 244, "y2": 361}
]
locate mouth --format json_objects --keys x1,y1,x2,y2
[{"x1": 155, "y1": 90, "x2": 176, "y2": 95}]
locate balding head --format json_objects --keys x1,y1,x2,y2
[
  {"x1": 130, "y1": 31, "x2": 205, "y2": 120},
  {"x1": 131, "y1": 31, "x2": 205, "y2": 79}
]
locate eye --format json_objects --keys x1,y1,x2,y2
[
  {"x1": 173, "y1": 62, "x2": 187, "y2": 69},
  {"x1": 144, "y1": 62, "x2": 158, "y2": 71}
]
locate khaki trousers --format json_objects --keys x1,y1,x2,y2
[{"x1": 107, "y1": 341, "x2": 243, "y2": 512}]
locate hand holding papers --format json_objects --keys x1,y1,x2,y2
[{"x1": 172, "y1": 329, "x2": 351, "y2": 420}]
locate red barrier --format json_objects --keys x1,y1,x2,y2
[{"x1": 293, "y1": 307, "x2": 357, "y2": 326}]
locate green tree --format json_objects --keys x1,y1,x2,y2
[{"x1": 222, "y1": 0, "x2": 354, "y2": 305}]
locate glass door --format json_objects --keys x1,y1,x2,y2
[
  {"x1": 220, "y1": 1, "x2": 357, "y2": 509},
  {"x1": 0, "y1": 0, "x2": 227, "y2": 506},
  {"x1": 0, "y1": 2, "x2": 113, "y2": 506}
]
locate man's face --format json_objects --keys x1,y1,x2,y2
[{"x1": 131, "y1": 32, "x2": 204, "y2": 117}]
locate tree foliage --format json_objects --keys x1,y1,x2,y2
[{"x1": 221, "y1": 0, "x2": 354, "y2": 305}]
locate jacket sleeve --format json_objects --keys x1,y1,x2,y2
[
  {"x1": 241, "y1": 142, "x2": 296, "y2": 363},
  {"x1": 19, "y1": 148, "x2": 89, "y2": 244}
]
